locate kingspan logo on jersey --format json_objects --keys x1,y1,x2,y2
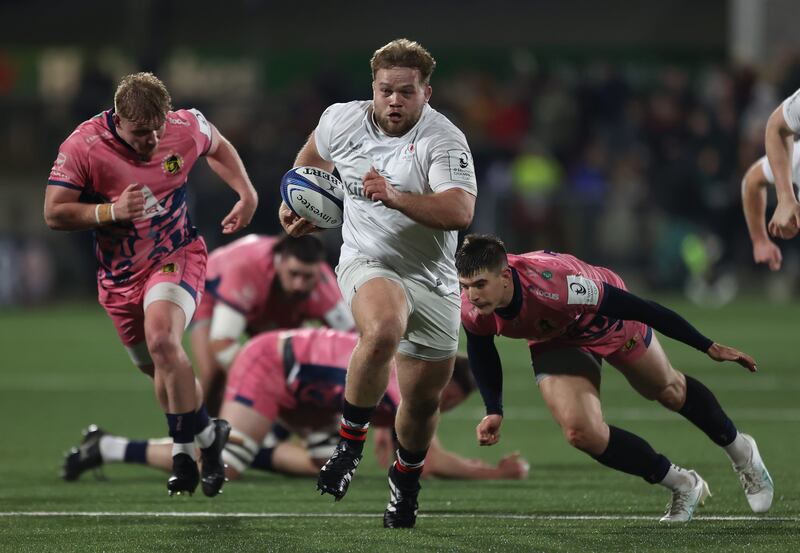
[{"x1": 343, "y1": 179, "x2": 366, "y2": 198}]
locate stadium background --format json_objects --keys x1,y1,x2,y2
[{"x1": 1, "y1": 1, "x2": 798, "y2": 551}]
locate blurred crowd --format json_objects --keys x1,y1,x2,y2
[{"x1": 4, "y1": 50, "x2": 800, "y2": 304}]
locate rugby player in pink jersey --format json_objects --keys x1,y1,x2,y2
[
  {"x1": 190, "y1": 233, "x2": 354, "y2": 415},
  {"x1": 456, "y1": 234, "x2": 773, "y2": 523},
  {"x1": 61, "y1": 328, "x2": 529, "y2": 484},
  {"x1": 45, "y1": 73, "x2": 258, "y2": 497}
]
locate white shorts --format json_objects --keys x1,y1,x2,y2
[{"x1": 336, "y1": 256, "x2": 460, "y2": 361}]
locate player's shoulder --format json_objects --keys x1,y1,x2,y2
[
  {"x1": 321, "y1": 100, "x2": 370, "y2": 123},
  {"x1": 419, "y1": 105, "x2": 468, "y2": 141},
  {"x1": 167, "y1": 108, "x2": 212, "y2": 137},
  {"x1": 61, "y1": 111, "x2": 113, "y2": 152}
]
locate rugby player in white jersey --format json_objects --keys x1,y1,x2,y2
[
  {"x1": 742, "y1": 140, "x2": 800, "y2": 270},
  {"x1": 279, "y1": 38, "x2": 477, "y2": 528},
  {"x1": 765, "y1": 88, "x2": 800, "y2": 239}
]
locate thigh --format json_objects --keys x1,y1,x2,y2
[
  {"x1": 609, "y1": 333, "x2": 683, "y2": 399},
  {"x1": 532, "y1": 347, "x2": 604, "y2": 426},
  {"x1": 350, "y1": 276, "x2": 409, "y2": 336},
  {"x1": 219, "y1": 400, "x2": 273, "y2": 444},
  {"x1": 99, "y1": 285, "x2": 150, "y2": 365},
  {"x1": 395, "y1": 353, "x2": 455, "y2": 404},
  {"x1": 144, "y1": 239, "x2": 208, "y2": 329}
]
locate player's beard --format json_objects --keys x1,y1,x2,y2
[{"x1": 374, "y1": 108, "x2": 422, "y2": 137}]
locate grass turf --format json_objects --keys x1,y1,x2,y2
[{"x1": 0, "y1": 298, "x2": 797, "y2": 552}]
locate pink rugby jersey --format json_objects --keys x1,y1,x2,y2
[
  {"x1": 462, "y1": 251, "x2": 629, "y2": 347},
  {"x1": 203, "y1": 235, "x2": 348, "y2": 333},
  {"x1": 230, "y1": 328, "x2": 399, "y2": 428},
  {"x1": 48, "y1": 109, "x2": 212, "y2": 292}
]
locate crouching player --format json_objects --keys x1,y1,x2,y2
[
  {"x1": 456, "y1": 233, "x2": 773, "y2": 523},
  {"x1": 62, "y1": 328, "x2": 529, "y2": 483}
]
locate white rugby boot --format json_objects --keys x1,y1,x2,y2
[
  {"x1": 732, "y1": 434, "x2": 774, "y2": 513},
  {"x1": 659, "y1": 470, "x2": 711, "y2": 523}
]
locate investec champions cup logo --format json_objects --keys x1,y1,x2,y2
[{"x1": 162, "y1": 153, "x2": 184, "y2": 175}]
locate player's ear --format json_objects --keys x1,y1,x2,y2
[
  {"x1": 424, "y1": 84, "x2": 432, "y2": 103},
  {"x1": 112, "y1": 113, "x2": 121, "y2": 128}
]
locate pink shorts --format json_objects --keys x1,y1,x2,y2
[
  {"x1": 529, "y1": 320, "x2": 652, "y2": 380},
  {"x1": 224, "y1": 333, "x2": 294, "y2": 421},
  {"x1": 192, "y1": 288, "x2": 214, "y2": 325},
  {"x1": 99, "y1": 238, "x2": 207, "y2": 347}
]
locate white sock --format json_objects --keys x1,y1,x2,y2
[
  {"x1": 99, "y1": 436, "x2": 129, "y2": 462},
  {"x1": 172, "y1": 442, "x2": 196, "y2": 460},
  {"x1": 723, "y1": 433, "x2": 752, "y2": 466},
  {"x1": 195, "y1": 422, "x2": 216, "y2": 449},
  {"x1": 658, "y1": 464, "x2": 695, "y2": 492}
]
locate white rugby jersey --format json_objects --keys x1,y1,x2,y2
[{"x1": 314, "y1": 100, "x2": 477, "y2": 295}]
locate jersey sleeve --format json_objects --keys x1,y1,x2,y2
[
  {"x1": 182, "y1": 108, "x2": 213, "y2": 157},
  {"x1": 314, "y1": 103, "x2": 348, "y2": 162},
  {"x1": 541, "y1": 263, "x2": 606, "y2": 319},
  {"x1": 426, "y1": 128, "x2": 478, "y2": 195},
  {"x1": 48, "y1": 133, "x2": 90, "y2": 192},
  {"x1": 783, "y1": 89, "x2": 800, "y2": 134}
]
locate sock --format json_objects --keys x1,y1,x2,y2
[
  {"x1": 658, "y1": 464, "x2": 696, "y2": 492},
  {"x1": 99, "y1": 435, "x2": 129, "y2": 462},
  {"x1": 167, "y1": 411, "x2": 197, "y2": 460},
  {"x1": 123, "y1": 441, "x2": 149, "y2": 464},
  {"x1": 250, "y1": 447, "x2": 276, "y2": 472},
  {"x1": 194, "y1": 404, "x2": 216, "y2": 449},
  {"x1": 339, "y1": 400, "x2": 375, "y2": 454},
  {"x1": 723, "y1": 432, "x2": 753, "y2": 466},
  {"x1": 394, "y1": 445, "x2": 426, "y2": 475},
  {"x1": 679, "y1": 375, "x2": 738, "y2": 447},
  {"x1": 592, "y1": 425, "x2": 671, "y2": 484}
]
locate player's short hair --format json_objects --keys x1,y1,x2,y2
[
  {"x1": 455, "y1": 233, "x2": 509, "y2": 277},
  {"x1": 370, "y1": 38, "x2": 436, "y2": 85},
  {"x1": 452, "y1": 354, "x2": 477, "y2": 396},
  {"x1": 114, "y1": 72, "x2": 172, "y2": 126},
  {"x1": 274, "y1": 234, "x2": 326, "y2": 264}
]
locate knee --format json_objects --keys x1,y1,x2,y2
[
  {"x1": 146, "y1": 332, "x2": 184, "y2": 367},
  {"x1": 656, "y1": 377, "x2": 687, "y2": 411},
  {"x1": 563, "y1": 423, "x2": 604, "y2": 453},
  {"x1": 360, "y1": 320, "x2": 403, "y2": 356}
]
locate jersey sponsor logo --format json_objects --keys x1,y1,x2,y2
[
  {"x1": 84, "y1": 134, "x2": 102, "y2": 145},
  {"x1": 566, "y1": 275, "x2": 599, "y2": 305},
  {"x1": 139, "y1": 184, "x2": 167, "y2": 220},
  {"x1": 50, "y1": 169, "x2": 70, "y2": 180},
  {"x1": 162, "y1": 153, "x2": 184, "y2": 175},
  {"x1": 448, "y1": 149, "x2": 475, "y2": 182},
  {"x1": 534, "y1": 288, "x2": 559, "y2": 301},
  {"x1": 160, "y1": 262, "x2": 178, "y2": 273},
  {"x1": 167, "y1": 116, "x2": 190, "y2": 127}
]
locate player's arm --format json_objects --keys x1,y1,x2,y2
[
  {"x1": 597, "y1": 284, "x2": 757, "y2": 371},
  {"x1": 423, "y1": 435, "x2": 529, "y2": 480},
  {"x1": 741, "y1": 160, "x2": 783, "y2": 270},
  {"x1": 362, "y1": 167, "x2": 475, "y2": 230},
  {"x1": 279, "y1": 131, "x2": 335, "y2": 236},
  {"x1": 44, "y1": 183, "x2": 144, "y2": 231},
  {"x1": 765, "y1": 98, "x2": 800, "y2": 238},
  {"x1": 205, "y1": 125, "x2": 258, "y2": 234},
  {"x1": 464, "y1": 328, "x2": 505, "y2": 445}
]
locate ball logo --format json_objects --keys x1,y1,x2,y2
[{"x1": 569, "y1": 282, "x2": 587, "y2": 295}]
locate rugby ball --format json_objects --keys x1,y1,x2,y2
[{"x1": 280, "y1": 166, "x2": 345, "y2": 229}]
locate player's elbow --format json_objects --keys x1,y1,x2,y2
[
  {"x1": 448, "y1": 205, "x2": 474, "y2": 231},
  {"x1": 43, "y1": 208, "x2": 65, "y2": 230}
]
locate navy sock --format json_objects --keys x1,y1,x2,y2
[
  {"x1": 339, "y1": 400, "x2": 375, "y2": 454},
  {"x1": 195, "y1": 404, "x2": 211, "y2": 435},
  {"x1": 123, "y1": 441, "x2": 148, "y2": 464},
  {"x1": 250, "y1": 448, "x2": 276, "y2": 472},
  {"x1": 679, "y1": 375, "x2": 737, "y2": 447},
  {"x1": 166, "y1": 411, "x2": 196, "y2": 444},
  {"x1": 593, "y1": 426, "x2": 671, "y2": 484}
]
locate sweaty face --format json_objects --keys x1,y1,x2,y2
[
  {"x1": 114, "y1": 115, "x2": 166, "y2": 160},
  {"x1": 275, "y1": 256, "x2": 321, "y2": 301},
  {"x1": 372, "y1": 67, "x2": 431, "y2": 137},
  {"x1": 459, "y1": 268, "x2": 510, "y2": 315}
]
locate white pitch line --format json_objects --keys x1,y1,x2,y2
[{"x1": 0, "y1": 511, "x2": 797, "y2": 522}]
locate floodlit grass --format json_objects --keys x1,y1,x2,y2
[{"x1": 1, "y1": 298, "x2": 798, "y2": 552}]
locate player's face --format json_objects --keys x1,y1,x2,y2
[
  {"x1": 459, "y1": 268, "x2": 512, "y2": 315},
  {"x1": 275, "y1": 256, "x2": 321, "y2": 301},
  {"x1": 114, "y1": 115, "x2": 166, "y2": 160},
  {"x1": 372, "y1": 67, "x2": 431, "y2": 137}
]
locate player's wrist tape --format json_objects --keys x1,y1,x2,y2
[{"x1": 95, "y1": 203, "x2": 116, "y2": 225}]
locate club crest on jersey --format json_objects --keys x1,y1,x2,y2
[
  {"x1": 400, "y1": 142, "x2": 415, "y2": 161},
  {"x1": 162, "y1": 153, "x2": 184, "y2": 175},
  {"x1": 160, "y1": 263, "x2": 178, "y2": 274}
]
